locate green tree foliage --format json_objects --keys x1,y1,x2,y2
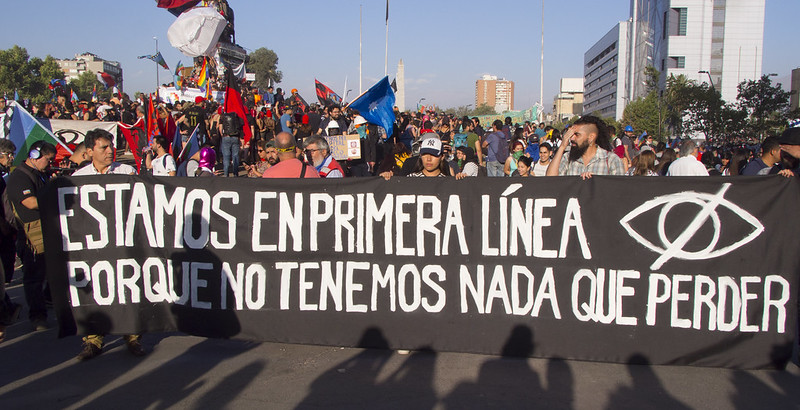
[
  {"x1": 622, "y1": 67, "x2": 667, "y2": 141},
  {"x1": 736, "y1": 75, "x2": 792, "y2": 138},
  {"x1": 0, "y1": 45, "x2": 64, "y2": 103},
  {"x1": 471, "y1": 103, "x2": 496, "y2": 116},
  {"x1": 69, "y1": 71, "x2": 102, "y2": 101},
  {"x1": 622, "y1": 92, "x2": 667, "y2": 141},
  {"x1": 247, "y1": 47, "x2": 282, "y2": 89}
]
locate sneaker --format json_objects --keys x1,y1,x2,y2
[
  {"x1": 126, "y1": 338, "x2": 146, "y2": 357},
  {"x1": 31, "y1": 319, "x2": 49, "y2": 332},
  {"x1": 77, "y1": 342, "x2": 103, "y2": 361}
]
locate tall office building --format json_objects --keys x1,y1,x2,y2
[
  {"x1": 57, "y1": 52, "x2": 123, "y2": 87},
  {"x1": 583, "y1": 21, "x2": 631, "y2": 120},
  {"x1": 475, "y1": 75, "x2": 515, "y2": 113},
  {"x1": 584, "y1": 0, "x2": 765, "y2": 119}
]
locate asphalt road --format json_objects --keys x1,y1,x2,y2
[{"x1": 1, "y1": 275, "x2": 799, "y2": 409}]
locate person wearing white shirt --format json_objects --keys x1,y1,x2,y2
[
  {"x1": 666, "y1": 140, "x2": 708, "y2": 176},
  {"x1": 145, "y1": 135, "x2": 177, "y2": 176},
  {"x1": 71, "y1": 129, "x2": 143, "y2": 361}
]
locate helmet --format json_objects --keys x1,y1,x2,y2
[
  {"x1": 198, "y1": 147, "x2": 216, "y2": 170},
  {"x1": 624, "y1": 125, "x2": 634, "y2": 132},
  {"x1": 354, "y1": 115, "x2": 368, "y2": 126}
]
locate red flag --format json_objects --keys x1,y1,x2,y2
[
  {"x1": 223, "y1": 84, "x2": 253, "y2": 144},
  {"x1": 158, "y1": 114, "x2": 177, "y2": 148},
  {"x1": 147, "y1": 95, "x2": 159, "y2": 145},
  {"x1": 118, "y1": 118, "x2": 145, "y2": 172},
  {"x1": 156, "y1": 0, "x2": 200, "y2": 8}
]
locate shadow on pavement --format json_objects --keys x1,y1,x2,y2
[{"x1": 604, "y1": 354, "x2": 691, "y2": 410}]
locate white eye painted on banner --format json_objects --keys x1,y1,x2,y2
[{"x1": 619, "y1": 183, "x2": 764, "y2": 270}]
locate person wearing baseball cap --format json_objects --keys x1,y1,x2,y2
[
  {"x1": 381, "y1": 133, "x2": 450, "y2": 179},
  {"x1": 774, "y1": 127, "x2": 800, "y2": 177}
]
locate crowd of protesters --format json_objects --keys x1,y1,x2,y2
[{"x1": 3, "y1": 82, "x2": 800, "y2": 358}]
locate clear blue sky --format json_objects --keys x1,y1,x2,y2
[{"x1": 3, "y1": 0, "x2": 797, "y2": 111}]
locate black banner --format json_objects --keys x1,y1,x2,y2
[{"x1": 40, "y1": 176, "x2": 800, "y2": 369}]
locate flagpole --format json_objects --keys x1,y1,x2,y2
[
  {"x1": 342, "y1": 76, "x2": 348, "y2": 105},
  {"x1": 539, "y1": 0, "x2": 544, "y2": 108},
  {"x1": 384, "y1": 0, "x2": 389, "y2": 77},
  {"x1": 154, "y1": 36, "x2": 159, "y2": 93},
  {"x1": 359, "y1": 4, "x2": 363, "y2": 94}
]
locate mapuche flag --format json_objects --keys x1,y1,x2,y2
[
  {"x1": 315, "y1": 79, "x2": 343, "y2": 106},
  {"x1": 138, "y1": 52, "x2": 170, "y2": 70},
  {"x1": 7, "y1": 102, "x2": 73, "y2": 166}
]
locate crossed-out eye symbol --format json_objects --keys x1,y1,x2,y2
[{"x1": 619, "y1": 184, "x2": 764, "y2": 270}]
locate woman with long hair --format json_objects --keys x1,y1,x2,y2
[
  {"x1": 455, "y1": 146, "x2": 479, "y2": 178},
  {"x1": 657, "y1": 149, "x2": 677, "y2": 176},
  {"x1": 632, "y1": 150, "x2": 658, "y2": 176}
]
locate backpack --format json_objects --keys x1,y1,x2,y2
[
  {"x1": 453, "y1": 133, "x2": 468, "y2": 149},
  {"x1": 494, "y1": 132, "x2": 509, "y2": 163}
]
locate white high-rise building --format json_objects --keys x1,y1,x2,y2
[
  {"x1": 630, "y1": 0, "x2": 765, "y2": 103},
  {"x1": 584, "y1": 0, "x2": 765, "y2": 119}
]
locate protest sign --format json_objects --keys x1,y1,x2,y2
[{"x1": 40, "y1": 176, "x2": 800, "y2": 369}]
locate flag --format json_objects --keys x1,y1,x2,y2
[
  {"x1": 390, "y1": 78, "x2": 397, "y2": 92},
  {"x1": 347, "y1": 76, "x2": 396, "y2": 134},
  {"x1": 49, "y1": 79, "x2": 66, "y2": 90},
  {"x1": 158, "y1": 108, "x2": 177, "y2": 146},
  {"x1": 71, "y1": 89, "x2": 79, "y2": 103},
  {"x1": 315, "y1": 79, "x2": 343, "y2": 106},
  {"x1": 386, "y1": 0, "x2": 389, "y2": 23},
  {"x1": 147, "y1": 95, "x2": 159, "y2": 144},
  {"x1": 288, "y1": 92, "x2": 308, "y2": 112},
  {"x1": 156, "y1": 0, "x2": 201, "y2": 16},
  {"x1": 174, "y1": 60, "x2": 184, "y2": 88},
  {"x1": 223, "y1": 80, "x2": 253, "y2": 144},
  {"x1": 91, "y1": 85, "x2": 97, "y2": 102},
  {"x1": 170, "y1": 123, "x2": 183, "y2": 159},
  {"x1": 138, "y1": 52, "x2": 169, "y2": 70},
  {"x1": 96, "y1": 72, "x2": 116, "y2": 89},
  {"x1": 177, "y1": 125, "x2": 200, "y2": 164},
  {"x1": 7, "y1": 102, "x2": 73, "y2": 166},
  {"x1": 14, "y1": 90, "x2": 19, "y2": 102},
  {"x1": 118, "y1": 118, "x2": 146, "y2": 172},
  {"x1": 197, "y1": 58, "x2": 208, "y2": 88}
]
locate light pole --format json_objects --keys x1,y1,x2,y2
[
  {"x1": 698, "y1": 70, "x2": 714, "y2": 90},
  {"x1": 153, "y1": 37, "x2": 159, "y2": 92},
  {"x1": 344, "y1": 89, "x2": 353, "y2": 104}
]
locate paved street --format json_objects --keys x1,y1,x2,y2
[{"x1": 1, "y1": 275, "x2": 799, "y2": 409}]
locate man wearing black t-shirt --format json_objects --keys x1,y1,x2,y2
[
  {"x1": 182, "y1": 97, "x2": 209, "y2": 145},
  {"x1": 6, "y1": 141, "x2": 56, "y2": 331}
]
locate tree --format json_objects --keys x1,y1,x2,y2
[
  {"x1": 736, "y1": 75, "x2": 792, "y2": 139},
  {"x1": 0, "y1": 46, "x2": 64, "y2": 103},
  {"x1": 471, "y1": 103, "x2": 496, "y2": 116},
  {"x1": 68, "y1": 71, "x2": 102, "y2": 101},
  {"x1": 247, "y1": 47, "x2": 282, "y2": 89},
  {"x1": 622, "y1": 67, "x2": 667, "y2": 141}
]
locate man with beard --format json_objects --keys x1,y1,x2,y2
[
  {"x1": 546, "y1": 115, "x2": 624, "y2": 179},
  {"x1": 244, "y1": 139, "x2": 278, "y2": 177},
  {"x1": 318, "y1": 106, "x2": 346, "y2": 136},
  {"x1": 303, "y1": 136, "x2": 344, "y2": 178}
]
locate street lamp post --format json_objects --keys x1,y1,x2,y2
[
  {"x1": 698, "y1": 70, "x2": 714, "y2": 90},
  {"x1": 153, "y1": 37, "x2": 159, "y2": 92}
]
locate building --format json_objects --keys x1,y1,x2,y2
[
  {"x1": 791, "y1": 68, "x2": 800, "y2": 112},
  {"x1": 57, "y1": 52, "x2": 123, "y2": 87},
  {"x1": 475, "y1": 75, "x2": 515, "y2": 113},
  {"x1": 583, "y1": 22, "x2": 630, "y2": 120},
  {"x1": 553, "y1": 78, "x2": 585, "y2": 121},
  {"x1": 585, "y1": 0, "x2": 765, "y2": 120},
  {"x1": 396, "y1": 59, "x2": 406, "y2": 112},
  {"x1": 630, "y1": 0, "x2": 765, "y2": 103}
]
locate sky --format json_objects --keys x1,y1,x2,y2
[{"x1": 3, "y1": 0, "x2": 798, "y2": 112}]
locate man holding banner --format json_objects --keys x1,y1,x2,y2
[{"x1": 71, "y1": 129, "x2": 143, "y2": 360}]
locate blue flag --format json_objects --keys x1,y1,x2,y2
[{"x1": 347, "y1": 76, "x2": 396, "y2": 134}]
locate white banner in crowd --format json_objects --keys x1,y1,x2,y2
[
  {"x1": 45, "y1": 119, "x2": 117, "y2": 146},
  {"x1": 158, "y1": 87, "x2": 224, "y2": 105}
]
